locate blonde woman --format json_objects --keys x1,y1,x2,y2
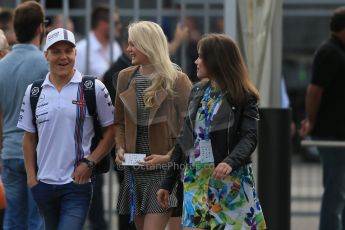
[{"x1": 115, "y1": 21, "x2": 192, "y2": 230}]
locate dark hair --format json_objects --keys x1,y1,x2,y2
[
  {"x1": 197, "y1": 33, "x2": 259, "y2": 105},
  {"x1": 119, "y1": 28, "x2": 128, "y2": 44},
  {"x1": 0, "y1": 8, "x2": 13, "y2": 32},
  {"x1": 330, "y1": 6, "x2": 345, "y2": 32},
  {"x1": 91, "y1": 5, "x2": 110, "y2": 29},
  {"x1": 13, "y1": 1, "x2": 44, "y2": 43}
]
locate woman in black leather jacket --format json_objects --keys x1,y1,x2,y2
[{"x1": 157, "y1": 34, "x2": 266, "y2": 230}]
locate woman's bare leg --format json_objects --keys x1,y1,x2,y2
[
  {"x1": 134, "y1": 215, "x2": 145, "y2": 230},
  {"x1": 167, "y1": 216, "x2": 182, "y2": 230},
  {"x1": 142, "y1": 211, "x2": 172, "y2": 230}
]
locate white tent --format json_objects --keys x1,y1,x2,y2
[{"x1": 225, "y1": 0, "x2": 283, "y2": 108}]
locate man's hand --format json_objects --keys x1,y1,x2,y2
[
  {"x1": 157, "y1": 189, "x2": 170, "y2": 209},
  {"x1": 72, "y1": 163, "x2": 92, "y2": 184},
  {"x1": 300, "y1": 84, "x2": 322, "y2": 138},
  {"x1": 27, "y1": 177, "x2": 38, "y2": 188},
  {"x1": 299, "y1": 118, "x2": 313, "y2": 138},
  {"x1": 212, "y1": 162, "x2": 232, "y2": 180},
  {"x1": 173, "y1": 23, "x2": 189, "y2": 44}
]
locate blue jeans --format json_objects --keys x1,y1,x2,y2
[
  {"x1": 31, "y1": 181, "x2": 92, "y2": 230},
  {"x1": 2, "y1": 159, "x2": 44, "y2": 230},
  {"x1": 88, "y1": 174, "x2": 107, "y2": 230},
  {"x1": 317, "y1": 145, "x2": 345, "y2": 230}
]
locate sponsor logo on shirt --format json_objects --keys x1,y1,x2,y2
[
  {"x1": 36, "y1": 112, "x2": 48, "y2": 119},
  {"x1": 72, "y1": 100, "x2": 86, "y2": 106},
  {"x1": 37, "y1": 102, "x2": 48, "y2": 108}
]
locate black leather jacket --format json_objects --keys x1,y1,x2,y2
[{"x1": 161, "y1": 80, "x2": 259, "y2": 191}]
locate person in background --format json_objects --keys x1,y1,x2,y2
[
  {"x1": 50, "y1": 15, "x2": 75, "y2": 32},
  {"x1": 103, "y1": 30, "x2": 131, "y2": 102},
  {"x1": 0, "y1": 8, "x2": 16, "y2": 46},
  {"x1": 0, "y1": 1, "x2": 48, "y2": 229},
  {"x1": 300, "y1": 6, "x2": 345, "y2": 230},
  {"x1": 75, "y1": 5, "x2": 122, "y2": 80},
  {"x1": 17, "y1": 27, "x2": 114, "y2": 230},
  {"x1": 184, "y1": 16, "x2": 201, "y2": 83},
  {"x1": 168, "y1": 23, "x2": 189, "y2": 56},
  {"x1": 0, "y1": 29, "x2": 10, "y2": 59},
  {"x1": 114, "y1": 21, "x2": 191, "y2": 230},
  {"x1": 47, "y1": 15, "x2": 82, "y2": 42},
  {"x1": 157, "y1": 33, "x2": 266, "y2": 229},
  {"x1": 0, "y1": 28, "x2": 9, "y2": 159},
  {"x1": 161, "y1": 0, "x2": 188, "y2": 57},
  {"x1": 0, "y1": 29, "x2": 8, "y2": 152},
  {"x1": 0, "y1": 28, "x2": 9, "y2": 229}
]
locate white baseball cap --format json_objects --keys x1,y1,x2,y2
[{"x1": 44, "y1": 28, "x2": 76, "y2": 51}]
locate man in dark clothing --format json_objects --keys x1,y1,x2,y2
[
  {"x1": 300, "y1": 6, "x2": 345, "y2": 230},
  {"x1": 102, "y1": 32, "x2": 136, "y2": 230},
  {"x1": 103, "y1": 53, "x2": 131, "y2": 101},
  {"x1": 0, "y1": 8, "x2": 16, "y2": 45}
]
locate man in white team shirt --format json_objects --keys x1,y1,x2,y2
[{"x1": 17, "y1": 28, "x2": 114, "y2": 230}]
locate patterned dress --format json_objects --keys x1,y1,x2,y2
[{"x1": 183, "y1": 86, "x2": 266, "y2": 230}]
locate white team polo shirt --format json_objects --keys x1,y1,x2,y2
[{"x1": 17, "y1": 70, "x2": 114, "y2": 185}]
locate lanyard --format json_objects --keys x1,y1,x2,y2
[
  {"x1": 202, "y1": 86, "x2": 222, "y2": 140},
  {"x1": 129, "y1": 167, "x2": 135, "y2": 223}
]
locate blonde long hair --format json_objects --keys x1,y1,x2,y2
[{"x1": 128, "y1": 21, "x2": 177, "y2": 108}]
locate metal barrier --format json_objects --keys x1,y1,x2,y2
[
  {"x1": 291, "y1": 160, "x2": 322, "y2": 217},
  {"x1": 301, "y1": 140, "x2": 345, "y2": 148},
  {"x1": 290, "y1": 140, "x2": 345, "y2": 228}
]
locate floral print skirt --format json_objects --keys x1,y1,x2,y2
[{"x1": 183, "y1": 163, "x2": 266, "y2": 230}]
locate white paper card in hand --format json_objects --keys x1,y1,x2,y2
[{"x1": 123, "y1": 153, "x2": 146, "y2": 166}]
